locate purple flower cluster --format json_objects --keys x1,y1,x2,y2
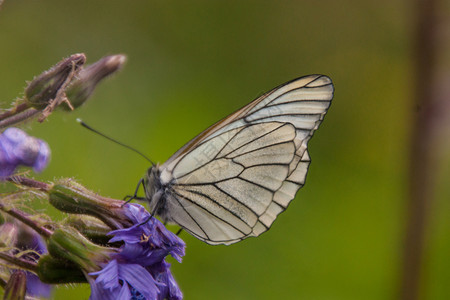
[
  {"x1": 89, "y1": 204, "x2": 185, "y2": 300},
  {"x1": 0, "y1": 128, "x2": 50, "y2": 177}
]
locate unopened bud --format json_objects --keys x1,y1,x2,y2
[
  {"x1": 37, "y1": 255, "x2": 86, "y2": 284},
  {"x1": 46, "y1": 227, "x2": 115, "y2": 273},
  {"x1": 3, "y1": 270, "x2": 26, "y2": 300},
  {"x1": 25, "y1": 54, "x2": 86, "y2": 109},
  {"x1": 64, "y1": 215, "x2": 112, "y2": 245},
  {"x1": 48, "y1": 180, "x2": 132, "y2": 229},
  {"x1": 63, "y1": 54, "x2": 127, "y2": 110}
]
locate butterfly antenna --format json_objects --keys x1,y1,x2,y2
[{"x1": 77, "y1": 118, "x2": 155, "y2": 166}]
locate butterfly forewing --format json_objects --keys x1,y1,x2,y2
[{"x1": 155, "y1": 75, "x2": 333, "y2": 245}]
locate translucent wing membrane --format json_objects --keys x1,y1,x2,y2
[{"x1": 157, "y1": 75, "x2": 333, "y2": 245}]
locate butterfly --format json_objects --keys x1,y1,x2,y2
[{"x1": 144, "y1": 75, "x2": 333, "y2": 245}]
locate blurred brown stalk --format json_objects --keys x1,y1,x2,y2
[{"x1": 400, "y1": 0, "x2": 450, "y2": 299}]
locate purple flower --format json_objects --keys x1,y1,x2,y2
[
  {"x1": 89, "y1": 260, "x2": 158, "y2": 300},
  {"x1": 89, "y1": 204, "x2": 185, "y2": 300},
  {"x1": 9, "y1": 224, "x2": 53, "y2": 298},
  {"x1": 22, "y1": 232, "x2": 52, "y2": 298},
  {"x1": 25, "y1": 270, "x2": 52, "y2": 298},
  {"x1": 0, "y1": 128, "x2": 50, "y2": 177},
  {"x1": 147, "y1": 261, "x2": 183, "y2": 300}
]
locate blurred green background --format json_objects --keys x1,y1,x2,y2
[{"x1": 1, "y1": 0, "x2": 449, "y2": 299}]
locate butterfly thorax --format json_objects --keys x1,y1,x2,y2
[{"x1": 144, "y1": 165, "x2": 169, "y2": 221}]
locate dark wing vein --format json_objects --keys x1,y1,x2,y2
[
  {"x1": 174, "y1": 187, "x2": 255, "y2": 230},
  {"x1": 170, "y1": 193, "x2": 210, "y2": 240},
  {"x1": 173, "y1": 190, "x2": 249, "y2": 236},
  {"x1": 222, "y1": 123, "x2": 288, "y2": 158},
  {"x1": 170, "y1": 126, "x2": 245, "y2": 174}
]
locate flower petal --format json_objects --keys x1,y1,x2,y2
[
  {"x1": 89, "y1": 260, "x2": 159, "y2": 300},
  {"x1": 0, "y1": 128, "x2": 51, "y2": 177}
]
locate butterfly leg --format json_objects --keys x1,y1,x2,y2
[
  {"x1": 136, "y1": 197, "x2": 160, "y2": 226},
  {"x1": 140, "y1": 215, "x2": 152, "y2": 224},
  {"x1": 123, "y1": 178, "x2": 146, "y2": 206},
  {"x1": 176, "y1": 228, "x2": 183, "y2": 236}
]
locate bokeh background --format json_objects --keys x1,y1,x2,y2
[{"x1": 1, "y1": 1, "x2": 449, "y2": 299}]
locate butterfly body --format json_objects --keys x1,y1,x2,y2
[
  {"x1": 144, "y1": 75, "x2": 334, "y2": 245},
  {"x1": 144, "y1": 165, "x2": 166, "y2": 217}
]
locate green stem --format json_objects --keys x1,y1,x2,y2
[
  {"x1": 0, "y1": 203, "x2": 52, "y2": 238},
  {"x1": 7, "y1": 176, "x2": 51, "y2": 191},
  {"x1": 0, "y1": 252, "x2": 38, "y2": 273}
]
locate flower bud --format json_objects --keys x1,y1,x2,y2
[
  {"x1": 37, "y1": 255, "x2": 86, "y2": 284},
  {"x1": 48, "y1": 180, "x2": 132, "y2": 229},
  {"x1": 3, "y1": 270, "x2": 27, "y2": 300},
  {"x1": 63, "y1": 54, "x2": 126, "y2": 110},
  {"x1": 46, "y1": 227, "x2": 115, "y2": 273},
  {"x1": 63, "y1": 215, "x2": 113, "y2": 246},
  {"x1": 0, "y1": 128, "x2": 50, "y2": 178},
  {"x1": 25, "y1": 54, "x2": 86, "y2": 109}
]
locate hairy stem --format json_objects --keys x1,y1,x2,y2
[
  {"x1": 0, "y1": 252, "x2": 38, "y2": 273},
  {"x1": 7, "y1": 176, "x2": 51, "y2": 191},
  {"x1": 0, "y1": 203, "x2": 52, "y2": 238},
  {"x1": 0, "y1": 108, "x2": 39, "y2": 129},
  {"x1": 0, "y1": 102, "x2": 29, "y2": 120}
]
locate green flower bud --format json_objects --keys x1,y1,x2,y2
[
  {"x1": 48, "y1": 180, "x2": 132, "y2": 229},
  {"x1": 46, "y1": 227, "x2": 115, "y2": 273},
  {"x1": 63, "y1": 54, "x2": 126, "y2": 110},
  {"x1": 63, "y1": 215, "x2": 113, "y2": 246},
  {"x1": 3, "y1": 270, "x2": 26, "y2": 300},
  {"x1": 25, "y1": 54, "x2": 86, "y2": 109},
  {"x1": 36, "y1": 255, "x2": 86, "y2": 284}
]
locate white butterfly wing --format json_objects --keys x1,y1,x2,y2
[{"x1": 158, "y1": 75, "x2": 333, "y2": 245}]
